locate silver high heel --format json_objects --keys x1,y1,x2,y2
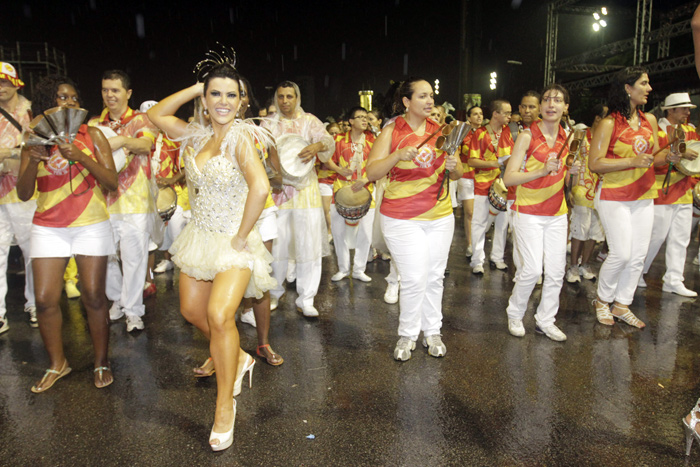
[
  {"x1": 233, "y1": 353, "x2": 255, "y2": 397},
  {"x1": 209, "y1": 399, "x2": 236, "y2": 452},
  {"x1": 683, "y1": 398, "x2": 700, "y2": 456}
]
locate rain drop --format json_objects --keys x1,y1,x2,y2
[{"x1": 136, "y1": 14, "x2": 145, "y2": 39}]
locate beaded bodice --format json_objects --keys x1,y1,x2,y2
[{"x1": 185, "y1": 153, "x2": 247, "y2": 235}]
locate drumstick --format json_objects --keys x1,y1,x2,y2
[{"x1": 417, "y1": 124, "x2": 447, "y2": 149}]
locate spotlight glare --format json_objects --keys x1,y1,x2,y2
[
  {"x1": 600, "y1": 20, "x2": 607, "y2": 27},
  {"x1": 592, "y1": 23, "x2": 600, "y2": 32},
  {"x1": 593, "y1": 12, "x2": 600, "y2": 20},
  {"x1": 601, "y1": 7, "x2": 607, "y2": 15},
  {"x1": 489, "y1": 83, "x2": 496, "y2": 90}
]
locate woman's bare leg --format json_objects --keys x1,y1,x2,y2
[
  {"x1": 32, "y1": 257, "x2": 69, "y2": 390},
  {"x1": 207, "y1": 267, "x2": 251, "y2": 434},
  {"x1": 75, "y1": 254, "x2": 112, "y2": 386}
]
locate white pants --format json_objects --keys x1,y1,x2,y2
[
  {"x1": 159, "y1": 206, "x2": 191, "y2": 251},
  {"x1": 507, "y1": 200, "x2": 523, "y2": 278},
  {"x1": 642, "y1": 203, "x2": 692, "y2": 287},
  {"x1": 595, "y1": 196, "x2": 654, "y2": 305},
  {"x1": 0, "y1": 201, "x2": 36, "y2": 317},
  {"x1": 381, "y1": 214, "x2": 454, "y2": 339},
  {"x1": 506, "y1": 213, "x2": 567, "y2": 327},
  {"x1": 330, "y1": 205, "x2": 373, "y2": 275},
  {"x1": 106, "y1": 218, "x2": 149, "y2": 318},
  {"x1": 470, "y1": 194, "x2": 508, "y2": 267},
  {"x1": 271, "y1": 208, "x2": 323, "y2": 308}
]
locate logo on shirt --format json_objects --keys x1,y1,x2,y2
[
  {"x1": 45, "y1": 150, "x2": 69, "y2": 176},
  {"x1": 414, "y1": 147, "x2": 436, "y2": 169},
  {"x1": 632, "y1": 135, "x2": 649, "y2": 155}
]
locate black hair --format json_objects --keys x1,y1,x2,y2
[
  {"x1": 607, "y1": 66, "x2": 648, "y2": 120},
  {"x1": 347, "y1": 106, "x2": 368, "y2": 120},
  {"x1": 275, "y1": 81, "x2": 297, "y2": 96},
  {"x1": 31, "y1": 75, "x2": 81, "y2": 116},
  {"x1": 585, "y1": 103, "x2": 608, "y2": 127},
  {"x1": 369, "y1": 109, "x2": 382, "y2": 120},
  {"x1": 467, "y1": 105, "x2": 482, "y2": 117},
  {"x1": 521, "y1": 90, "x2": 541, "y2": 103},
  {"x1": 102, "y1": 69, "x2": 131, "y2": 91},
  {"x1": 238, "y1": 75, "x2": 259, "y2": 119},
  {"x1": 202, "y1": 63, "x2": 242, "y2": 96},
  {"x1": 391, "y1": 77, "x2": 429, "y2": 117}
]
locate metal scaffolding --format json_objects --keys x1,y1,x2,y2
[
  {"x1": 0, "y1": 42, "x2": 67, "y2": 98},
  {"x1": 544, "y1": 1, "x2": 697, "y2": 95}
]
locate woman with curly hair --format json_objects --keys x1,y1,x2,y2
[{"x1": 17, "y1": 75, "x2": 118, "y2": 392}]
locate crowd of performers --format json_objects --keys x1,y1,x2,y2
[{"x1": 1, "y1": 55, "x2": 700, "y2": 451}]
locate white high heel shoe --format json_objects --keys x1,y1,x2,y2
[
  {"x1": 233, "y1": 353, "x2": 255, "y2": 397},
  {"x1": 209, "y1": 399, "x2": 236, "y2": 452}
]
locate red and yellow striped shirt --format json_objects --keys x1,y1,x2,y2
[
  {"x1": 380, "y1": 117, "x2": 451, "y2": 220},
  {"x1": 653, "y1": 123, "x2": 698, "y2": 205},
  {"x1": 469, "y1": 125, "x2": 503, "y2": 196},
  {"x1": 598, "y1": 111, "x2": 657, "y2": 201},
  {"x1": 459, "y1": 128, "x2": 477, "y2": 180},
  {"x1": 34, "y1": 125, "x2": 109, "y2": 227},
  {"x1": 331, "y1": 132, "x2": 374, "y2": 207},
  {"x1": 513, "y1": 123, "x2": 569, "y2": 216}
]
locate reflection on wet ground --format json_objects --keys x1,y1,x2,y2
[{"x1": 1, "y1": 217, "x2": 700, "y2": 466}]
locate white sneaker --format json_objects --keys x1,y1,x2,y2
[
  {"x1": 381, "y1": 253, "x2": 391, "y2": 261},
  {"x1": 535, "y1": 323, "x2": 567, "y2": 342},
  {"x1": 126, "y1": 315, "x2": 144, "y2": 332},
  {"x1": 565, "y1": 266, "x2": 581, "y2": 283},
  {"x1": 472, "y1": 264, "x2": 484, "y2": 275},
  {"x1": 694, "y1": 256, "x2": 699, "y2": 266},
  {"x1": 637, "y1": 276, "x2": 647, "y2": 288},
  {"x1": 579, "y1": 265, "x2": 596, "y2": 280},
  {"x1": 508, "y1": 319, "x2": 525, "y2": 337},
  {"x1": 241, "y1": 308, "x2": 257, "y2": 327},
  {"x1": 270, "y1": 296, "x2": 279, "y2": 311},
  {"x1": 384, "y1": 282, "x2": 399, "y2": 304},
  {"x1": 466, "y1": 245, "x2": 473, "y2": 257},
  {"x1": 352, "y1": 272, "x2": 372, "y2": 282},
  {"x1": 422, "y1": 334, "x2": 446, "y2": 357},
  {"x1": 154, "y1": 259, "x2": 174, "y2": 274},
  {"x1": 25, "y1": 306, "x2": 38, "y2": 328},
  {"x1": 331, "y1": 272, "x2": 348, "y2": 282},
  {"x1": 492, "y1": 261, "x2": 508, "y2": 270},
  {"x1": 109, "y1": 302, "x2": 124, "y2": 321},
  {"x1": 662, "y1": 283, "x2": 698, "y2": 298},
  {"x1": 393, "y1": 337, "x2": 416, "y2": 361},
  {"x1": 297, "y1": 305, "x2": 319, "y2": 318},
  {"x1": 0, "y1": 317, "x2": 8, "y2": 335},
  {"x1": 537, "y1": 275, "x2": 543, "y2": 285}
]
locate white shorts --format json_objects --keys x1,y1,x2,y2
[
  {"x1": 257, "y1": 206, "x2": 278, "y2": 242},
  {"x1": 457, "y1": 178, "x2": 475, "y2": 202},
  {"x1": 30, "y1": 220, "x2": 115, "y2": 258},
  {"x1": 319, "y1": 182, "x2": 333, "y2": 197},
  {"x1": 570, "y1": 205, "x2": 605, "y2": 242}
]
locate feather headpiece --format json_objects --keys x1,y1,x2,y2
[{"x1": 193, "y1": 43, "x2": 237, "y2": 82}]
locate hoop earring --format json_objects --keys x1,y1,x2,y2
[{"x1": 203, "y1": 108, "x2": 209, "y2": 116}]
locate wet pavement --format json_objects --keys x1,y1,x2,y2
[{"x1": 2, "y1": 213, "x2": 700, "y2": 466}]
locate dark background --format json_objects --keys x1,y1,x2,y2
[{"x1": 2, "y1": 0, "x2": 696, "y2": 121}]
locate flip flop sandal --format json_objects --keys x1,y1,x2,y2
[
  {"x1": 31, "y1": 362, "x2": 72, "y2": 393},
  {"x1": 94, "y1": 366, "x2": 113, "y2": 389}
]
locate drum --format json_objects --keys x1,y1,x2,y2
[
  {"x1": 693, "y1": 183, "x2": 700, "y2": 211},
  {"x1": 95, "y1": 126, "x2": 127, "y2": 172},
  {"x1": 277, "y1": 134, "x2": 314, "y2": 186},
  {"x1": 488, "y1": 178, "x2": 507, "y2": 213},
  {"x1": 335, "y1": 186, "x2": 371, "y2": 226},
  {"x1": 678, "y1": 141, "x2": 700, "y2": 176},
  {"x1": 156, "y1": 186, "x2": 178, "y2": 221}
]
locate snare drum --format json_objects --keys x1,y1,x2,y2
[
  {"x1": 678, "y1": 141, "x2": 700, "y2": 176},
  {"x1": 277, "y1": 134, "x2": 314, "y2": 186},
  {"x1": 335, "y1": 186, "x2": 371, "y2": 226},
  {"x1": 488, "y1": 178, "x2": 507, "y2": 213},
  {"x1": 95, "y1": 126, "x2": 127, "y2": 172},
  {"x1": 156, "y1": 186, "x2": 178, "y2": 221}
]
